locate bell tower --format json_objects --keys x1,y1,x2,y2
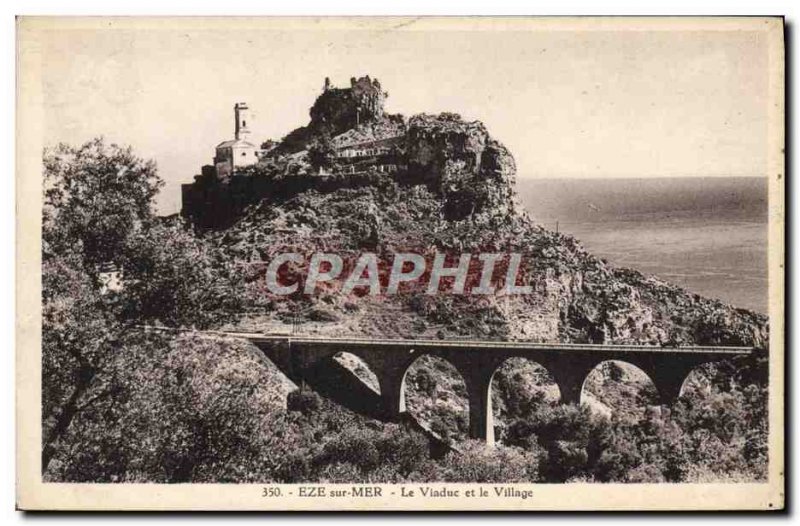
[{"x1": 234, "y1": 102, "x2": 251, "y2": 140}]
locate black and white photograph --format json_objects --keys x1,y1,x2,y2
[{"x1": 15, "y1": 16, "x2": 785, "y2": 511}]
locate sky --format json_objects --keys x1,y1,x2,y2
[{"x1": 31, "y1": 18, "x2": 771, "y2": 214}]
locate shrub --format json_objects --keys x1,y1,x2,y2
[
  {"x1": 314, "y1": 429, "x2": 381, "y2": 473},
  {"x1": 414, "y1": 368, "x2": 437, "y2": 396},
  {"x1": 374, "y1": 426, "x2": 430, "y2": 477},
  {"x1": 318, "y1": 462, "x2": 363, "y2": 483},
  {"x1": 287, "y1": 389, "x2": 322, "y2": 415},
  {"x1": 440, "y1": 441, "x2": 539, "y2": 482},
  {"x1": 275, "y1": 452, "x2": 312, "y2": 483},
  {"x1": 542, "y1": 440, "x2": 589, "y2": 482},
  {"x1": 429, "y1": 406, "x2": 468, "y2": 443}
]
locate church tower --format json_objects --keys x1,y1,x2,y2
[
  {"x1": 212, "y1": 102, "x2": 259, "y2": 180},
  {"x1": 234, "y1": 102, "x2": 251, "y2": 140}
]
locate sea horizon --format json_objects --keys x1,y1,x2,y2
[{"x1": 515, "y1": 176, "x2": 768, "y2": 314}]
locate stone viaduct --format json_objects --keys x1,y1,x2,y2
[{"x1": 230, "y1": 333, "x2": 754, "y2": 446}]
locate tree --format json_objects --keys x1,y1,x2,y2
[
  {"x1": 41, "y1": 138, "x2": 243, "y2": 474},
  {"x1": 45, "y1": 334, "x2": 292, "y2": 482},
  {"x1": 42, "y1": 138, "x2": 163, "y2": 471},
  {"x1": 118, "y1": 218, "x2": 244, "y2": 328},
  {"x1": 41, "y1": 248, "x2": 122, "y2": 470},
  {"x1": 307, "y1": 132, "x2": 336, "y2": 170},
  {"x1": 43, "y1": 138, "x2": 162, "y2": 273}
]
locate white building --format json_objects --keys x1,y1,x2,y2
[{"x1": 213, "y1": 102, "x2": 260, "y2": 178}]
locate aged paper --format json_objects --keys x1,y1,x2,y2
[{"x1": 17, "y1": 16, "x2": 784, "y2": 510}]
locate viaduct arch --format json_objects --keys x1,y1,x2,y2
[
  {"x1": 330, "y1": 351, "x2": 382, "y2": 394},
  {"x1": 579, "y1": 360, "x2": 660, "y2": 411},
  {"x1": 489, "y1": 357, "x2": 562, "y2": 414},
  {"x1": 232, "y1": 332, "x2": 755, "y2": 446}
]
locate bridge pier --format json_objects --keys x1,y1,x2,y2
[
  {"x1": 554, "y1": 375, "x2": 583, "y2": 405},
  {"x1": 648, "y1": 362, "x2": 697, "y2": 406},
  {"x1": 545, "y1": 356, "x2": 599, "y2": 406},
  {"x1": 448, "y1": 355, "x2": 500, "y2": 446},
  {"x1": 377, "y1": 369, "x2": 407, "y2": 421},
  {"x1": 465, "y1": 370, "x2": 495, "y2": 446}
]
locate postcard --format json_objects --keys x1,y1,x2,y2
[{"x1": 16, "y1": 16, "x2": 785, "y2": 511}]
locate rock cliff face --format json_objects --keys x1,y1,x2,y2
[
  {"x1": 309, "y1": 76, "x2": 387, "y2": 136},
  {"x1": 192, "y1": 76, "x2": 768, "y2": 349},
  {"x1": 405, "y1": 114, "x2": 517, "y2": 221}
]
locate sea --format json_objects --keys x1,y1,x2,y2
[{"x1": 515, "y1": 177, "x2": 768, "y2": 314}]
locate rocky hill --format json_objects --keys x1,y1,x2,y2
[
  {"x1": 41, "y1": 77, "x2": 771, "y2": 484},
  {"x1": 195, "y1": 76, "x2": 767, "y2": 350}
]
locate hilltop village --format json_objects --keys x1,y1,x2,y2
[
  {"x1": 178, "y1": 75, "x2": 765, "y2": 350},
  {"x1": 182, "y1": 76, "x2": 403, "y2": 226},
  {"x1": 181, "y1": 76, "x2": 514, "y2": 228}
]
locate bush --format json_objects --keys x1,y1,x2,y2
[
  {"x1": 414, "y1": 368, "x2": 437, "y2": 396},
  {"x1": 318, "y1": 462, "x2": 363, "y2": 483},
  {"x1": 439, "y1": 441, "x2": 539, "y2": 482},
  {"x1": 429, "y1": 406, "x2": 468, "y2": 444},
  {"x1": 287, "y1": 389, "x2": 322, "y2": 415},
  {"x1": 314, "y1": 429, "x2": 381, "y2": 473},
  {"x1": 543, "y1": 440, "x2": 589, "y2": 482},
  {"x1": 374, "y1": 426, "x2": 430, "y2": 477},
  {"x1": 505, "y1": 403, "x2": 592, "y2": 449},
  {"x1": 275, "y1": 452, "x2": 312, "y2": 483}
]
